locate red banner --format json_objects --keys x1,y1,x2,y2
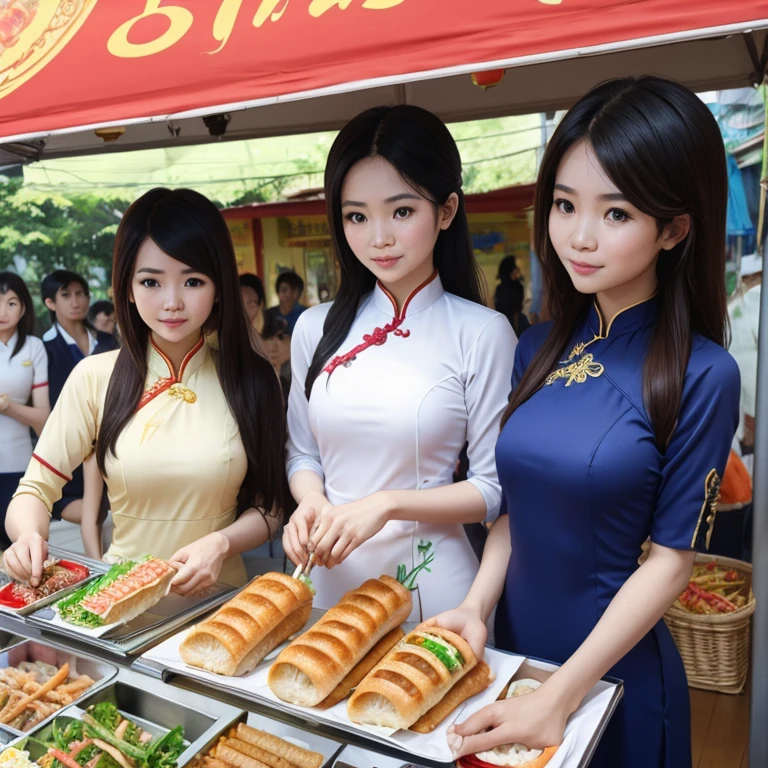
[{"x1": 0, "y1": 0, "x2": 765, "y2": 141}]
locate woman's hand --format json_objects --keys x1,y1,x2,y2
[
  {"x1": 447, "y1": 684, "x2": 570, "y2": 759},
  {"x1": 283, "y1": 490, "x2": 333, "y2": 568},
  {"x1": 2, "y1": 533, "x2": 49, "y2": 586},
  {"x1": 0, "y1": 394, "x2": 10, "y2": 413},
  {"x1": 417, "y1": 603, "x2": 488, "y2": 660},
  {"x1": 168, "y1": 532, "x2": 229, "y2": 597},
  {"x1": 309, "y1": 491, "x2": 393, "y2": 568}
]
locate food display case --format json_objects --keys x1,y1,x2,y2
[{"x1": 0, "y1": 558, "x2": 622, "y2": 768}]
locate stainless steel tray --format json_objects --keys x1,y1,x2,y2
[
  {"x1": 5, "y1": 671, "x2": 244, "y2": 767},
  {"x1": 147, "y1": 650, "x2": 623, "y2": 768},
  {"x1": 0, "y1": 638, "x2": 118, "y2": 736},
  {"x1": 26, "y1": 581, "x2": 236, "y2": 656},
  {"x1": 180, "y1": 710, "x2": 346, "y2": 768},
  {"x1": 0, "y1": 726, "x2": 17, "y2": 747},
  {"x1": 0, "y1": 552, "x2": 103, "y2": 617}
]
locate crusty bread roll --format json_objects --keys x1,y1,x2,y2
[
  {"x1": 180, "y1": 572, "x2": 313, "y2": 676},
  {"x1": 268, "y1": 575, "x2": 411, "y2": 707},
  {"x1": 347, "y1": 626, "x2": 477, "y2": 729},
  {"x1": 410, "y1": 660, "x2": 493, "y2": 733},
  {"x1": 80, "y1": 558, "x2": 175, "y2": 625}
]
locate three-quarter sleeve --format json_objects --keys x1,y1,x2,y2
[
  {"x1": 13, "y1": 357, "x2": 99, "y2": 514},
  {"x1": 30, "y1": 338, "x2": 48, "y2": 390},
  {"x1": 650, "y1": 349, "x2": 740, "y2": 551},
  {"x1": 286, "y1": 310, "x2": 325, "y2": 482},
  {"x1": 463, "y1": 313, "x2": 517, "y2": 522}
]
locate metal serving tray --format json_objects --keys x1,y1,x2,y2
[
  {"x1": 0, "y1": 551, "x2": 105, "y2": 617},
  {"x1": 26, "y1": 581, "x2": 236, "y2": 657},
  {"x1": 0, "y1": 638, "x2": 118, "y2": 736},
  {"x1": 180, "y1": 710, "x2": 346, "y2": 768},
  {"x1": 5, "y1": 672, "x2": 245, "y2": 767},
  {"x1": 146, "y1": 651, "x2": 622, "y2": 768}
]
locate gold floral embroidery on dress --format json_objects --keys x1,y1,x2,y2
[
  {"x1": 168, "y1": 383, "x2": 197, "y2": 403},
  {"x1": 567, "y1": 341, "x2": 587, "y2": 361},
  {"x1": 545, "y1": 353, "x2": 605, "y2": 387},
  {"x1": 690, "y1": 469, "x2": 722, "y2": 549}
]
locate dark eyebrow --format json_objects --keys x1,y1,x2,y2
[
  {"x1": 341, "y1": 192, "x2": 422, "y2": 208},
  {"x1": 385, "y1": 193, "x2": 421, "y2": 203},
  {"x1": 137, "y1": 267, "x2": 199, "y2": 275},
  {"x1": 555, "y1": 183, "x2": 627, "y2": 202}
]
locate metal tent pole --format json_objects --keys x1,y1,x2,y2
[
  {"x1": 749, "y1": 78, "x2": 768, "y2": 767},
  {"x1": 749, "y1": 268, "x2": 768, "y2": 767}
]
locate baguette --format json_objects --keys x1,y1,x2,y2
[
  {"x1": 78, "y1": 558, "x2": 175, "y2": 625},
  {"x1": 410, "y1": 661, "x2": 493, "y2": 733},
  {"x1": 317, "y1": 627, "x2": 405, "y2": 710},
  {"x1": 180, "y1": 573, "x2": 313, "y2": 676},
  {"x1": 233, "y1": 724, "x2": 323, "y2": 768},
  {"x1": 347, "y1": 627, "x2": 477, "y2": 730},
  {"x1": 268, "y1": 575, "x2": 412, "y2": 707}
]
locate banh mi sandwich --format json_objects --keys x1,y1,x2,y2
[
  {"x1": 56, "y1": 556, "x2": 175, "y2": 627},
  {"x1": 180, "y1": 572, "x2": 313, "y2": 676},
  {"x1": 347, "y1": 627, "x2": 486, "y2": 730},
  {"x1": 457, "y1": 679, "x2": 558, "y2": 768},
  {"x1": 197, "y1": 723, "x2": 323, "y2": 768},
  {"x1": 268, "y1": 575, "x2": 412, "y2": 707}
]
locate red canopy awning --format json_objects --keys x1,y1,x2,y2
[{"x1": 0, "y1": 0, "x2": 765, "y2": 162}]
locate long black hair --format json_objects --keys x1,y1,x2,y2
[
  {"x1": 502, "y1": 76, "x2": 729, "y2": 451},
  {"x1": 0, "y1": 272, "x2": 35, "y2": 358},
  {"x1": 304, "y1": 105, "x2": 486, "y2": 397},
  {"x1": 97, "y1": 188, "x2": 292, "y2": 520}
]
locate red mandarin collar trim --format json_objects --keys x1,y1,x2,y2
[
  {"x1": 373, "y1": 270, "x2": 443, "y2": 320},
  {"x1": 323, "y1": 272, "x2": 442, "y2": 377}
]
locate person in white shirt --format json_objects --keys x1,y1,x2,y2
[
  {"x1": 0, "y1": 272, "x2": 50, "y2": 549},
  {"x1": 283, "y1": 105, "x2": 517, "y2": 621}
]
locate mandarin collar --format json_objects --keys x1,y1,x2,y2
[
  {"x1": 586, "y1": 294, "x2": 658, "y2": 340},
  {"x1": 147, "y1": 334, "x2": 207, "y2": 382},
  {"x1": 373, "y1": 271, "x2": 444, "y2": 320},
  {"x1": 0, "y1": 331, "x2": 18, "y2": 350}
]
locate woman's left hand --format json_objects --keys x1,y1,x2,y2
[
  {"x1": 310, "y1": 491, "x2": 394, "y2": 568},
  {"x1": 168, "y1": 532, "x2": 229, "y2": 596},
  {"x1": 0, "y1": 394, "x2": 10, "y2": 413},
  {"x1": 446, "y1": 684, "x2": 570, "y2": 759}
]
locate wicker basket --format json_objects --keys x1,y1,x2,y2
[{"x1": 664, "y1": 553, "x2": 755, "y2": 695}]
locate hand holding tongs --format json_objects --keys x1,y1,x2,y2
[{"x1": 292, "y1": 550, "x2": 316, "y2": 581}]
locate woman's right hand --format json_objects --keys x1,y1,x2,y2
[
  {"x1": 283, "y1": 490, "x2": 333, "y2": 568},
  {"x1": 2, "y1": 533, "x2": 49, "y2": 586},
  {"x1": 417, "y1": 603, "x2": 488, "y2": 660}
]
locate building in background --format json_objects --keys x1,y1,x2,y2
[{"x1": 222, "y1": 184, "x2": 535, "y2": 308}]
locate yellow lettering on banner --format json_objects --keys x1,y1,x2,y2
[
  {"x1": 308, "y1": 0, "x2": 353, "y2": 17},
  {"x1": 254, "y1": 0, "x2": 290, "y2": 27},
  {"x1": 211, "y1": 0, "x2": 243, "y2": 52},
  {"x1": 361, "y1": 0, "x2": 406, "y2": 7},
  {"x1": 108, "y1": 0, "x2": 194, "y2": 58}
]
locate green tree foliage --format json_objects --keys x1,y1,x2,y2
[{"x1": 0, "y1": 179, "x2": 128, "y2": 329}]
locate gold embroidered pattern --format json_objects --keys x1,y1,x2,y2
[
  {"x1": 168, "y1": 383, "x2": 197, "y2": 403},
  {"x1": 21, "y1": 359, "x2": 32, "y2": 367},
  {"x1": 691, "y1": 469, "x2": 722, "y2": 549},
  {"x1": 545, "y1": 353, "x2": 605, "y2": 387},
  {"x1": 567, "y1": 341, "x2": 587, "y2": 361}
]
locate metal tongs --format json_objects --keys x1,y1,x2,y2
[{"x1": 292, "y1": 550, "x2": 316, "y2": 581}]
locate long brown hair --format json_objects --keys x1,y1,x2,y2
[
  {"x1": 305, "y1": 105, "x2": 486, "y2": 397},
  {"x1": 502, "y1": 76, "x2": 729, "y2": 451},
  {"x1": 97, "y1": 188, "x2": 292, "y2": 519}
]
